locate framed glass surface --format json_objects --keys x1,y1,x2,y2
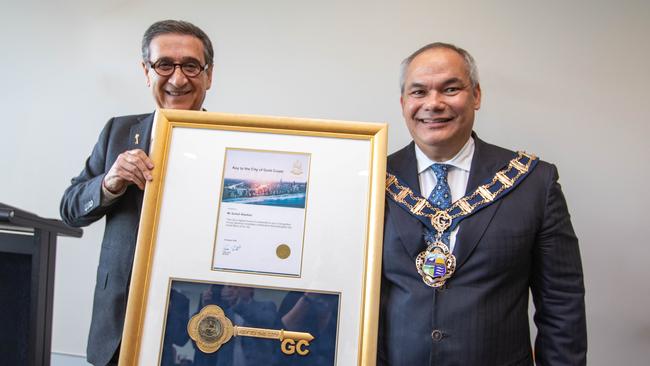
[{"x1": 119, "y1": 109, "x2": 387, "y2": 365}]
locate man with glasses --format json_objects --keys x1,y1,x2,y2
[{"x1": 60, "y1": 20, "x2": 213, "y2": 366}]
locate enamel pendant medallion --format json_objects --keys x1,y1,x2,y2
[{"x1": 415, "y1": 240, "x2": 456, "y2": 288}]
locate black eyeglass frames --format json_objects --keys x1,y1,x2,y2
[{"x1": 147, "y1": 59, "x2": 209, "y2": 78}]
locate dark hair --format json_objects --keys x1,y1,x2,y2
[
  {"x1": 400, "y1": 42, "x2": 479, "y2": 93},
  {"x1": 141, "y1": 20, "x2": 214, "y2": 65}
]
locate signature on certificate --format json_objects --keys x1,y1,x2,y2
[{"x1": 222, "y1": 241, "x2": 241, "y2": 256}]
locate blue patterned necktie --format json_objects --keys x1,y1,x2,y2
[{"x1": 428, "y1": 163, "x2": 452, "y2": 245}]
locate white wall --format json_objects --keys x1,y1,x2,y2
[{"x1": 1, "y1": 0, "x2": 648, "y2": 364}]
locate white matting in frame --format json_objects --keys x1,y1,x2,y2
[{"x1": 120, "y1": 109, "x2": 387, "y2": 366}]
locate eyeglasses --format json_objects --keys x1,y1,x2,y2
[{"x1": 147, "y1": 59, "x2": 210, "y2": 78}]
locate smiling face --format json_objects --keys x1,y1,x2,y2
[
  {"x1": 142, "y1": 33, "x2": 213, "y2": 111},
  {"x1": 401, "y1": 47, "x2": 481, "y2": 161}
]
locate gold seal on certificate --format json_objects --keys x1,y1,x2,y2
[
  {"x1": 213, "y1": 148, "x2": 311, "y2": 276},
  {"x1": 276, "y1": 244, "x2": 291, "y2": 259}
]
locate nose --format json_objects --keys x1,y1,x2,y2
[
  {"x1": 423, "y1": 92, "x2": 445, "y2": 112},
  {"x1": 167, "y1": 65, "x2": 189, "y2": 87}
]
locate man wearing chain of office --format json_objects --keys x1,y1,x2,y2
[{"x1": 378, "y1": 43, "x2": 586, "y2": 366}]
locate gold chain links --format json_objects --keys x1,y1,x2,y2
[{"x1": 386, "y1": 151, "x2": 536, "y2": 225}]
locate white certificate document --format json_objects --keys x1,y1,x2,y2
[{"x1": 213, "y1": 148, "x2": 311, "y2": 276}]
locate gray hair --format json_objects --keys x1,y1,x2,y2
[
  {"x1": 399, "y1": 42, "x2": 479, "y2": 93},
  {"x1": 141, "y1": 20, "x2": 214, "y2": 65}
]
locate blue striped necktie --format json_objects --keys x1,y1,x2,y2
[{"x1": 428, "y1": 163, "x2": 452, "y2": 245}]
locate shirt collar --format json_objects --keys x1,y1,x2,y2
[{"x1": 415, "y1": 137, "x2": 475, "y2": 174}]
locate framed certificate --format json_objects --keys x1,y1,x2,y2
[
  {"x1": 213, "y1": 148, "x2": 311, "y2": 276},
  {"x1": 120, "y1": 109, "x2": 387, "y2": 366}
]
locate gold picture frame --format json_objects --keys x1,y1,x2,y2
[{"x1": 119, "y1": 109, "x2": 387, "y2": 365}]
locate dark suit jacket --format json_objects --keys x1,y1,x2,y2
[
  {"x1": 378, "y1": 136, "x2": 586, "y2": 366},
  {"x1": 60, "y1": 113, "x2": 154, "y2": 366}
]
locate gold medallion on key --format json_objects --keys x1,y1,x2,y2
[{"x1": 188, "y1": 305, "x2": 234, "y2": 353}]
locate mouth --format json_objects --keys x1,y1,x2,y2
[
  {"x1": 416, "y1": 116, "x2": 454, "y2": 124},
  {"x1": 165, "y1": 90, "x2": 191, "y2": 97}
]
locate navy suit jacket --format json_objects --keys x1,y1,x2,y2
[
  {"x1": 378, "y1": 136, "x2": 586, "y2": 366},
  {"x1": 60, "y1": 113, "x2": 154, "y2": 366}
]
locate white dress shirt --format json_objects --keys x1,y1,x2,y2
[{"x1": 414, "y1": 137, "x2": 475, "y2": 252}]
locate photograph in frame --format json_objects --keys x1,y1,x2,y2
[{"x1": 119, "y1": 109, "x2": 387, "y2": 365}]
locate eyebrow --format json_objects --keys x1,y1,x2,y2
[
  {"x1": 155, "y1": 56, "x2": 202, "y2": 64},
  {"x1": 407, "y1": 77, "x2": 466, "y2": 90},
  {"x1": 442, "y1": 77, "x2": 464, "y2": 85},
  {"x1": 406, "y1": 82, "x2": 428, "y2": 90}
]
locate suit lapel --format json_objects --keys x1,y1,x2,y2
[
  {"x1": 390, "y1": 142, "x2": 421, "y2": 196},
  {"x1": 128, "y1": 113, "x2": 155, "y2": 154},
  {"x1": 128, "y1": 113, "x2": 155, "y2": 210},
  {"x1": 453, "y1": 136, "x2": 511, "y2": 269},
  {"x1": 388, "y1": 143, "x2": 428, "y2": 258}
]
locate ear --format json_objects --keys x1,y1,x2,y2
[
  {"x1": 142, "y1": 61, "x2": 151, "y2": 87},
  {"x1": 472, "y1": 83, "x2": 482, "y2": 110},
  {"x1": 205, "y1": 64, "x2": 214, "y2": 90}
]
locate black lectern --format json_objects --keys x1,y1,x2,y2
[{"x1": 0, "y1": 203, "x2": 82, "y2": 366}]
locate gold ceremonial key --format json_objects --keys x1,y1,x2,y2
[{"x1": 188, "y1": 305, "x2": 314, "y2": 355}]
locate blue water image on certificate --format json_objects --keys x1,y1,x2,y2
[
  {"x1": 222, "y1": 178, "x2": 307, "y2": 208},
  {"x1": 221, "y1": 149, "x2": 310, "y2": 209}
]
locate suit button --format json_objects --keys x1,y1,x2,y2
[{"x1": 431, "y1": 329, "x2": 443, "y2": 342}]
